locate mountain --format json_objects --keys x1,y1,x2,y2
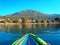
[
  {"x1": 5, "y1": 10, "x2": 60, "y2": 20},
  {"x1": 51, "y1": 14, "x2": 60, "y2": 18}
]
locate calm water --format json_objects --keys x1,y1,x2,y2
[{"x1": 0, "y1": 24, "x2": 60, "y2": 45}]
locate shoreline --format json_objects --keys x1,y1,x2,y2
[{"x1": 0, "y1": 23, "x2": 60, "y2": 25}]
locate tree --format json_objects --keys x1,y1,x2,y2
[
  {"x1": 18, "y1": 18, "x2": 22, "y2": 23},
  {"x1": 36, "y1": 20, "x2": 39, "y2": 23},
  {"x1": 12, "y1": 19, "x2": 18, "y2": 23},
  {"x1": 22, "y1": 17, "x2": 29, "y2": 23},
  {"x1": 4, "y1": 18, "x2": 9, "y2": 23},
  {"x1": 55, "y1": 18, "x2": 60, "y2": 22},
  {"x1": 41, "y1": 20, "x2": 44, "y2": 23}
]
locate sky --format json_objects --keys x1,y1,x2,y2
[{"x1": 0, "y1": 0, "x2": 60, "y2": 16}]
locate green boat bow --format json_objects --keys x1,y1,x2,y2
[{"x1": 12, "y1": 33, "x2": 48, "y2": 45}]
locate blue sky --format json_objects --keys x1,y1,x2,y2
[{"x1": 0, "y1": 0, "x2": 60, "y2": 16}]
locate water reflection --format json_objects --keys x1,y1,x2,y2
[{"x1": 0, "y1": 24, "x2": 60, "y2": 34}]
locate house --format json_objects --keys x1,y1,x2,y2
[{"x1": 28, "y1": 19, "x2": 32, "y2": 23}]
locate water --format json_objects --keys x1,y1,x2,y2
[{"x1": 0, "y1": 24, "x2": 60, "y2": 45}]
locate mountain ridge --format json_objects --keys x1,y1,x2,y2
[{"x1": 3, "y1": 10, "x2": 60, "y2": 20}]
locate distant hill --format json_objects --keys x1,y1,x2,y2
[
  {"x1": 5, "y1": 10, "x2": 60, "y2": 20},
  {"x1": 51, "y1": 14, "x2": 60, "y2": 18}
]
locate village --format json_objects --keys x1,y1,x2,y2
[{"x1": 0, "y1": 17, "x2": 60, "y2": 24}]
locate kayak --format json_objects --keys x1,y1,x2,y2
[
  {"x1": 30, "y1": 33, "x2": 47, "y2": 45},
  {"x1": 28, "y1": 35, "x2": 36, "y2": 45},
  {"x1": 12, "y1": 33, "x2": 48, "y2": 45},
  {"x1": 12, "y1": 34, "x2": 28, "y2": 45}
]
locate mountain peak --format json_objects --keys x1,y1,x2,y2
[{"x1": 6, "y1": 10, "x2": 60, "y2": 20}]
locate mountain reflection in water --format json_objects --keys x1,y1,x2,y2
[{"x1": 0, "y1": 24, "x2": 60, "y2": 34}]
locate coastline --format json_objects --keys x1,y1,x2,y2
[{"x1": 0, "y1": 23, "x2": 60, "y2": 25}]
